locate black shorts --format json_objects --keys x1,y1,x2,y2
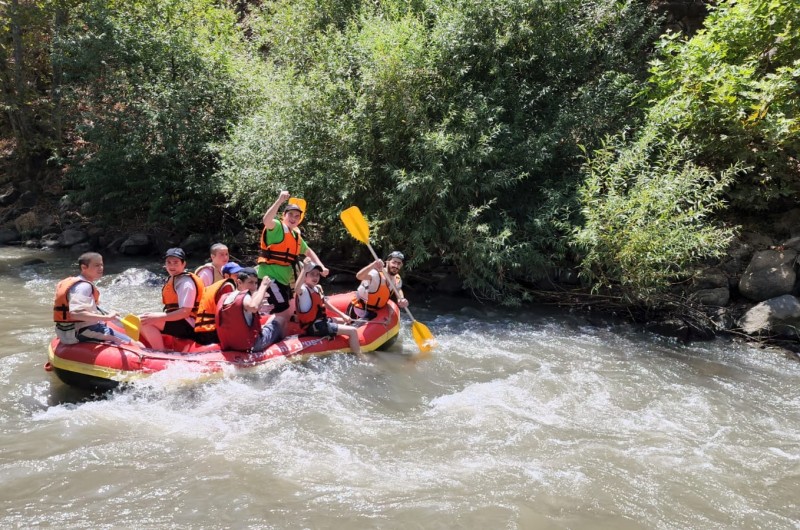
[
  {"x1": 163, "y1": 319, "x2": 196, "y2": 340},
  {"x1": 265, "y1": 280, "x2": 292, "y2": 314},
  {"x1": 194, "y1": 329, "x2": 219, "y2": 345},
  {"x1": 308, "y1": 318, "x2": 339, "y2": 337}
]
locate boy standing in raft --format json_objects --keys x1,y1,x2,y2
[
  {"x1": 193, "y1": 262, "x2": 242, "y2": 345},
  {"x1": 195, "y1": 243, "x2": 230, "y2": 287},
  {"x1": 216, "y1": 267, "x2": 286, "y2": 353},
  {"x1": 349, "y1": 250, "x2": 409, "y2": 320},
  {"x1": 295, "y1": 259, "x2": 364, "y2": 358},
  {"x1": 139, "y1": 248, "x2": 204, "y2": 350},
  {"x1": 256, "y1": 191, "x2": 327, "y2": 319},
  {"x1": 53, "y1": 252, "x2": 139, "y2": 345}
]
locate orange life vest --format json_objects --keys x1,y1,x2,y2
[
  {"x1": 257, "y1": 223, "x2": 302, "y2": 266},
  {"x1": 352, "y1": 271, "x2": 398, "y2": 312},
  {"x1": 162, "y1": 272, "x2": 204, "y2": 318},
  {"x1": 53, "y1": 277, "x2": 100, "y2": 323},
  {"x1": 194, "y1": 278, "x2": 236, "y2": 332},
  {"x1": 195, "y1": 263, "x2": 223, "y2": 284},
  {"x1": 295, "y1": 285, "x2": 326, "y2": 329}
]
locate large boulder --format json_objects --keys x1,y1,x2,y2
[
  {"x1": 119, "y1": 233, "x2": 152, "y2": 256},
  {"x1": 738, "y1": 295, "x2": 800, "y2": 338},
  {"x1": 0, "y1": 227, "x2": 20, "y2": 245},
  {"x1": 58, "y1": 228, "x2": 89, "y2": 248},
  {"x1": 179, "y1": 233, "x2": 209, "y2": 254},
  {"x1": 738, "y1": 249, "x2": 797, "y2": 302},
  {"x1": 693, "y1": 287, "x2": 730, "y2": 307}
]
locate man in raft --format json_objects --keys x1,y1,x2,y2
[
  {"x1": 348, "y1": 250, "x2": 409, "y2": 321},
  {"x1": 193, "y1": 261, "x2": 242, "y2": 345},
  {"x1": 139, "y1": 248, "x2": 204, "y2": 350},
  {"x1": 256, "y1": 191, "x2": 327, "y2": 320},
  {"x1": 216, "y1": 267, "x2": 286, "y2": 353},
  {"x1": 53, "y1": 252, "x2": 140, "y2": 345},
  {"x1": 195, "y1": 242, "x2": 230, "y2": 287}
]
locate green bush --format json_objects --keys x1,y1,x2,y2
[
  {"x1": 574, "y1": 126, "x2": 736, "y2": 302},
  {"x1": 647, "y1": 0, "x2": 800, "y2": 210},
  {"x1": 57, "y1": 0, "x2": 261, "y2": 228},
  {"x1": 217, "y1": 0, "x2": 658, "y2": 302}
]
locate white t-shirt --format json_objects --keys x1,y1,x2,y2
[
  {"x1": 196, "y1": 265, "x2": 215, "y2": 287},
  {"x1": 357, "y1": 270, "x2": 401, "y2": 302},
  {"x1": 174, "y1": 275, "x2": 198, "y2": 326},
  {"x1": 296, "y1": 284, "x2": 323, "y2": 314}
]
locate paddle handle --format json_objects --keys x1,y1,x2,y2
[{"x1": 364, "y1": 243, "x2": 417, "y2": 323}]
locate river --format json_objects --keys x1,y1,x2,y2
[{"x1": 0, "y1": 247, "x2": 798, "y2": 529}]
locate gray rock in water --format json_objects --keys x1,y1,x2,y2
[
  {"x1": 738, "y1": 294, "x2": 800, "y2": 337},
  {"x1": 179, "y1": 233, "x2": 209, "y2": 254},
  {"x1": 738, "y1": 249, "x2": 797, "y2": 302},
  {"x1": 646, "y1": 318, "x2": 690, "y2": 341},
  {"x1": 0, "y1": 227, "x2": 20, "y2": 245},
  {"x1": 58, "y1": 228, "x2": 89, "y2": 248},
  {"x1": 120, "y1": 233, "x2": 151, "y2": 256},
  {"x1": 694, "y1": 287, "x2": 730, "y2": 307}
]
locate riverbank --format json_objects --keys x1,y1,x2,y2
[{"x1": 1, "y1": 171, "x2": 799, "y2": 359}]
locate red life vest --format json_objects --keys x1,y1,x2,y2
[
  {"x1": 162, "y1": 272, "x2": 204, "y2": 318},
  {"x1": 257, "y1": 223, "x2": 302, "y2": 266},
  {"x1": 53, "y1": 277, "x2": 100, "y2": 323},
  {"x1": 194, "y1": 278, "x2": 236, "y2": 333},
  {"x1": 295, "y1": 285, "x2": 326, "y2": 329},
  {"x1": 216, "y1": 291, "x2": 261, "y2": 351}
]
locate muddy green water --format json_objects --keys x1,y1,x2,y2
[{"x1": 0, "y1": 248, "x2": 798, "y2": 529}]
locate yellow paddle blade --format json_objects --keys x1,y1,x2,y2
[
  {"x1": 411, "y1": 320, "x2": 436, "y2": 354},
  {"x1": 121, "y1": 314, "x2": 141, "y2": 341},
  {"x1": 340, "y1": 206, "x2": 371, "y2": 245},
  {"x1": 289, "y1": 197, "x2": 306, "y2": 223}
]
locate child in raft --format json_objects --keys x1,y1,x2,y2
[{"x1": 293, "y1": 258, "x2": 365, "y2": 359}]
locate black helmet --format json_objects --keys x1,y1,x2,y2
[{"x1": 386, "y1": 251, "x2": 405, "y2": 262}]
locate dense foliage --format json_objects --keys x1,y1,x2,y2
[
  {"x1": 217, "y1": 0, "x2": 657, "y2": 303},
  {"x1": 645, "y1": 0, "x2": 800, "y2": 210},
  {"x1": 3, "y1": 0, "x2": 796, "y2": 306},
  {"x1": 574, "y1": 0, "x2": 799, "y2": 300},
  {"x1": 55, "y1": 0, "x2": 260, "y2": 227}
]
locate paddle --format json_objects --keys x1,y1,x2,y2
[
  {"x1": 340, "y1": 206, "x2": 436, "y2": 354},
  {"x1": 98, "y1": 307, "x2": 140, "y2": 341},
  {"x1": 288, "y1": 197, "x2": 307, "y2": 223}
]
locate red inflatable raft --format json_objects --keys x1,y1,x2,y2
[{"x1": 46, "y1": 293, "x2": 400, "y2": 391}]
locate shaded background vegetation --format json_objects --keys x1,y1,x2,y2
[{"x1": 1, "y1": 0, "x2": 798, "y2": 305}]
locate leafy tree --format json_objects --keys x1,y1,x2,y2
[
  {"x1": 217, "y1": 0, "x2": 658, "y2": 302},
  {"x1": 57, "y1": 0, "x2": 262, "y2": 228},
  {"x1": 647, "y1": 0, "x2": 800, "y2": 210},
  {"x1": 574, "y1": 127, "x2": 736, "y2": 302}
]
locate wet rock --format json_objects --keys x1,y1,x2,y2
[
  {"x1": 738, "y1": 249, "x2": 797, "y2": 302},
  {"x1": 738, "y1": 294, "x2": 800, "y2": 338},
  {"x1": 646, "y1": 318, "x2": 690, "y2": 341},
  {"x1": 693, "y1": 268, "x2": 729, "y2": 289},
  {"x1": 71, "y1": 242, "x2": 92, "y2": 253},
  {"x1": 179, "y1": 233, "x2": 208, "y2": 254},
  {"x1": 0, "y1": 185, "x2": 19, "y2": 206},
  {"x1": 0, "y1": 227, "x2": 20, "y2": 244},
  {"x1": 18, "y1": 190, "x2": 37, "y2": 208},
  {"x1": 693, "y1": 287, "x2": 730, "y2": 307},
  {"x1": 21, "y1": 258, "x2": 46, "y2": 266},
  {"x1": 119, "y1": 233, "x2": 151, "y2": 256},
  {"x1": 58, "y1": 228, "x2": 89, "y2": 248}
]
